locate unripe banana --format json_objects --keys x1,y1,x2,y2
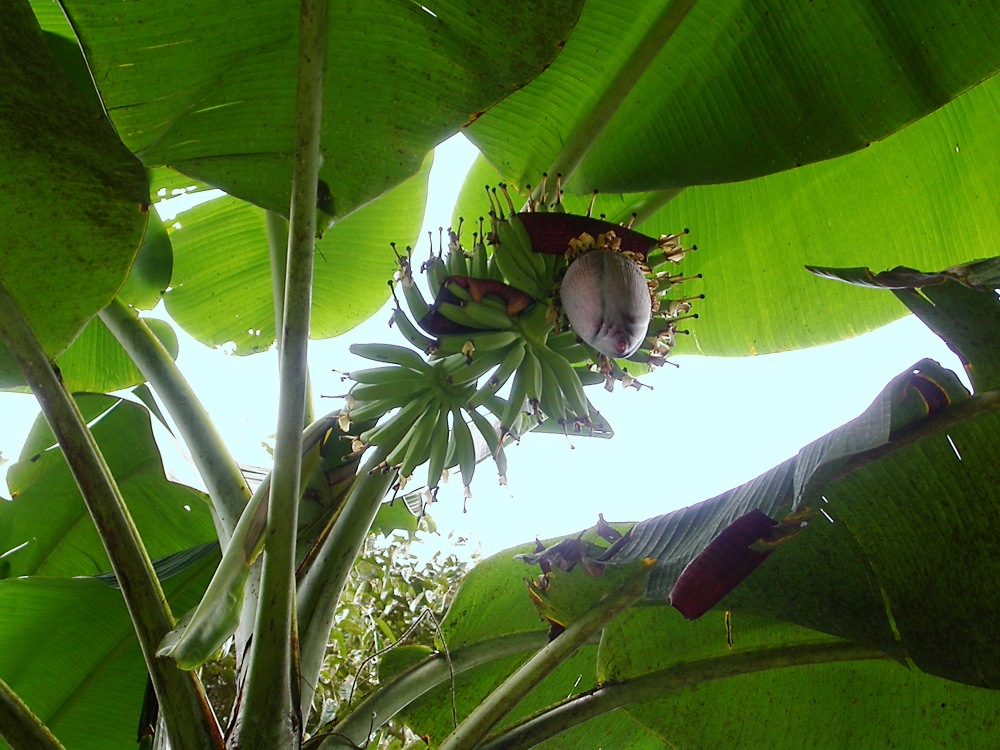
[
  {"x1": 350, "y1": 342, "x2": 431, "y2": 373},
  {"x1": 450, "y1": 405, "x2": 477, "y2": 494},
  {"x1": 534, "y1": 344, "x2": 590, "y2": 420},
  {"x1": 390, "y1": 307, "x2": 436, "y2": 353},
  {"x1": 469, "y1": 340, "x2": 526, "y2": 406}
]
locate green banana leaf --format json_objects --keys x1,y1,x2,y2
[
  {"x1": 0, "y1": 2, "x2": 148, "y2": 382},
  {"x1": 163, "y1": 159, "x2": 430, "y2": 353},
  {"x1": 455, "y1": 75, "x2": 1000, "y2": 355},
  {"x1": 0, "y1": 391, "x2": 220, "y2": 750},
  {"x1": 55, "y1": 0, "x2": 583, "y2": 226},
  {"x1": 464, "y1": 0, "x2": 1000, "y2": 194},
  {"x1": 0, "y1": 561, "x2": 218, "y2": 750},
  {"x1": 0, "y1": 394, "x2": 216, "y2": 578}
]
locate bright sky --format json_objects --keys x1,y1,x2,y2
[{"x1": 0, "y1": 135, "x2": 965, "y2": 560}]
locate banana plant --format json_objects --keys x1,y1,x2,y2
[{"x1": 1, "y1": 1, "x2": 999, "y2": 749}]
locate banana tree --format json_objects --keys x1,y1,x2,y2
[{"x1": 1, "y1": 0, "x2": 999, "y2": 749}]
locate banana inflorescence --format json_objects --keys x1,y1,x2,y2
[{"x1": 335, "y1": 180, "x2": 700, "y2": 506}]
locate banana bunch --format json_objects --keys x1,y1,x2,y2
[{"x1": 337, "y1": 181, "x2": 698, "y2": 500}]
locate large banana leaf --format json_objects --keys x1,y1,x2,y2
[
  {"x1": 57, "y1": 0, "x2": 583, "y2": 226},
  {"x1": 163, "y1": 160, "x2": 430, "y2": 353},
  {"x1": 0, "y1": 562, "x2": 217, "y2": 750},
  {"x1": 0, "y1": 2, "x2": 148, "y2": 383},
  {"x1": 0, "y1": 394, "x2": 216, "y2": 578},
  {"x1": 455, "y1": 73, "x2": 1000, "y2": 355},
  {"x1": 464, "y1": 0, "x2": 1000, "y2": 193}
]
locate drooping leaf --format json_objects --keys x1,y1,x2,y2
[
  {"x1": 0, "y1": 395, "x2": 216, "y2": 578},
  {"x1": 466, "y1": 0, "x2": 1000, "y2": 194},
  {"x1": 809, "y1": 255, "x2": 1000, "y2": 392},
  {"x1": 0, "y1": 1, "x2": 148, "y2": 381},
  {"x1": 58, "y1": 0, "x2": 583, "y2": 225},
  {"x1": 164, "y1": 159, "x2": 430, "y2": 353}
]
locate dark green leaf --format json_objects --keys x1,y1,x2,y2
[
  {"x1": 467, "y1": 0, "x2": 1000, "y2": 193},
  {"x1": 60, "y1": 0, "x2": 583, "y2": 224},
  {"x1": 0, "y1": 1, "x2": 148, "y2": 377}
]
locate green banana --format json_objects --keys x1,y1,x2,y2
[
  {"x1": 423, "y1": 254, "x2": 449, "y2": 293},
  {"x1": 399, "y1": 274, "x2": 431, "y2": 322},
  {"x1": 535, "y1": 344, "x2": 590, "y2": 420},
  {"x1": 346, "y1": 383, "x2": 431, "y2": 424},
  {"x1": 359, "y1": 391, "x2": 434, "y2": 447},
  {"x1": 447, "y1": 341, "x2": 516, "y2": 387},
  {"x1": 435, "y1": 300, "x2": 515, "y2": 332},
  {"x1": 425, "y1": 405, "x2": 451, "y2": 490},
  {"x1": 450, "y1": 405, "x2": 477, "y2": 494},
  {"x1": 466, "y1": 406, "x2": 506, "y2": 483},
  {"x1": 493, "y1": 215, "x2": 549, "y2": 300},
  {"x1": 458, "y1": 299, "x2": 518, "y2": 330},
  {"x1": 435, "y1": 328, "x2": 519, "y2": 357},
  {"x1": 391, "y1": 307, "x2": 436, "y2": 353},
  {"x1": 447, "y1": 248, "x2": 470, "y2": 277},
  {"x1": 486, "y1": 247, "x2": 505, "y2": 282},
  {"x1": 350, "y1": 342, "x2": 430, "y2": 373},
  {"x1": 395, "y1": 401, "x2": 443, "y2": 482},
  {"x1": 349, "y1": 377, "x2": 429, "y2": 405},
  {"x1": 471, "y1": 233, "x2": 489, "y2": 278},
  {"x1": 499, "y1": 361, "x2": 530, "y2": 436},
  {"x1": 469, "y1": 340, "x2": 526, "y2": 406},
  {"x1": 536, "y1": 347, "x2": 570, "y2": 424},
  {"x1": 521, "y1": 346, "x2": 543, "y2": 409},
  {"x1": 349, "y1": 364, "x2": 425, "y2": 386}
]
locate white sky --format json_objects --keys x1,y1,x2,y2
[{"x1": 0, "y1": 135, "x2": 965, "y2": 559}]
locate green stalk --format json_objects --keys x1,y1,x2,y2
[
  {"x1": 438, "y1": 575, "x2": 646, "y2": 750},
  {"x1": 266, "y1": 210, "x2": 290, "y2": 339},
  {"x1": 158, "y1": 413, "x2": 340, "y2": 670},
  {"x1": 229, "y1": 0, "x2": 328, "y2": 745},
  {"x1": 316, "y1": 632, "x2": 549, "y2": 749},
  {"x1": 479, "y1": 641, "x2": 889, "y2": 750},
  {"x1": 99, "y1": 298, "x2": 250, "y2": 543},
  {"x1": 542, "y1": 0, "x2": 697, "y2": 189},
  {"x1": 266, "y1": 209, "x2": 315, "y2": 426},
  {"x1": 0, "y1": 280, "x2": 223, "y2": 750},
  {"x1": 296, "y1": 447, "x2": 394, "y2": 725},
  {"x1": 0, "y1": 676, "x2": 65, "y2": 750}
]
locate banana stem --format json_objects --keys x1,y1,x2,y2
[
  {"x1": 0, "y1": 675, "x2": 65, "y2": 750},
  {"x1": 266, "y1": 210, "x2": 316, "y2": 426},
  {"x1": 0, "y1": 279, "x2": 223, "y2": 750},
  {"x1": 297, "y1": 446, "x2": 395, "y2": 727},
  {"x1": 539, "y1": 0, "x2": 697, "y2": 191},
  {"x1": 99, "y1": 297, "x2": 251, "y2": 543},
  {"x1": 229, "y1": 0, "x2": 328, "y2": 745},
  {"x1": 438, "y1": 576, "x2": 646, "y2": 750}
]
